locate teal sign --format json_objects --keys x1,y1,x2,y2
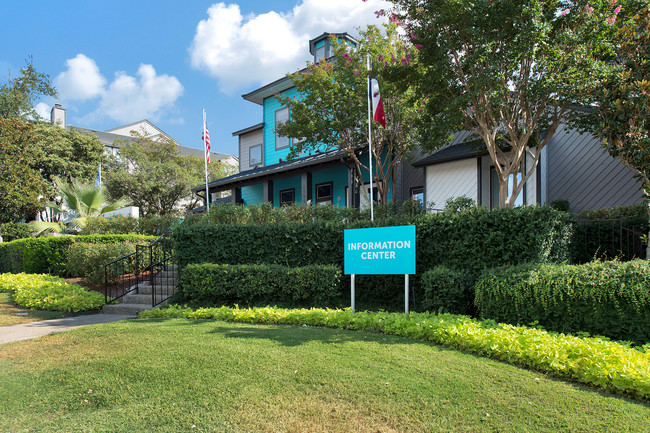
[{"x1": 344, "y1": 225, "x2": 416, "y2": 275}]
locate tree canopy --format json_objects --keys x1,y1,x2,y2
[
  {"x1": 32, "y1": 123, "x2": 105, "y2": 194},
  {"x1": 0, "y1": 57, "x2": 56, "y2": 121},
  {"x1": 387, "y1": 0, "x2": 634, "y2": 208},
  {"x1": 0, "y1": 118, "x2": 50, "y2": 223},
  {"x1": 104, "y1": 133, "x2": 233, "y2": 217},
  {"x1": 276, "y1": 24, "x2": 421, "y2": 205},
  {"x1": 582, "y1": 4, "x2": 650, "y2": 257}
]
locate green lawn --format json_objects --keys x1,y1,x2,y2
[
  {"x1": 0, "y1": 292, "x2": 64, "y2": 326},
  {"x1": 1, "y1": 318, "x2": 648, "y2": 432}
]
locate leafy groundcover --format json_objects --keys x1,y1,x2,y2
[{"x1": 139, "y1": 305, "x2": 650, "y2": 402}]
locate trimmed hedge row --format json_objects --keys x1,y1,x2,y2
[
  {"x1": 475, "y1": 260, "x2": 650, "y2": 345},
  {"x1": 174, "y1": 263, "x2": 342, "y2": 308},
  {"x1": 0, "y1": 234, "x2": 156, "y2": 275},
  {"x1": 420, "y1": 266, "x2": 475, "y2": 315},
  {"x1": 173, "y1": 206, "x2": 573, "y2": 273}
]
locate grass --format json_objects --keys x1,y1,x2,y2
[
  {"x1": 1, "y1": 318, "x2": 649, "y2": 432},
  {"x1": 0, "y1": 292, "x2": 64, "y2": 326}
]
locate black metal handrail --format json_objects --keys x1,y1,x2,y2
[
  {"x1": 104, "y1": 251, "x2": 142, "y2": 304},
  {"x1": 104, "y1": 232, "x2": 178, "y2": 306}
]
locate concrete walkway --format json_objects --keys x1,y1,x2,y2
[{"x1": 0, "y1": 313, "x2": 135, "y2": 345}]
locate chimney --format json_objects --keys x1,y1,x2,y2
[{"x1": 51, "y1": 104, "x2": 66, "y2": 129}]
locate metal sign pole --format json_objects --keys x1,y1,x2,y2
[
  {"x1": 351, "y1": 274, "x2": 356, "y2": 312},
  {"x1": 405, "y1": 274, "x2": 409, "y2": 314}
]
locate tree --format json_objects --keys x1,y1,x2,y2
[
  {"x1": 32, "y1": 123, "x2": 105, "y2": 189},
  {"x1": 0, "y1": 57, "x2": 57, "y2": 120},
  {"x1": 584, "y1": 5, "x2": 650, "y2": 258},
  {"x1": 387, "y1": 0, "x2": 632, "y2": 208},
  {"x1": 276, "y1": 24, "x2": 421, "y2": 205},
  {"x1": 29, "y1": 179, "x2": 131, "y2": 235},
  {"x1": 0, "y1": 118, "x2": 50, "y2": 225},
  {"x1": 104, "y1": 133, "x2": 231, "y2": 217}
]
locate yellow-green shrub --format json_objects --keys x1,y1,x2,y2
[{"x1": 0, "y1": 272, "x2": 105, "y2": 312}]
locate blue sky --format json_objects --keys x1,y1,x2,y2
[{"x1": 1, "y1": 0, "x2": 389, "y2": 157}]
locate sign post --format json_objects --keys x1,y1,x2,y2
[{"x1": 344, "y1": 225, "x2": 416, "y2": 314}]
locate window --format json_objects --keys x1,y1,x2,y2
[
  {"x1": 275, "y1": 107, "x2": 290, "y2": 150},
  {"x1": 315, "y1": 182, "x2": 333, "y2": 205},
  {"x1": 490, "y1": 167, "x2": 523, "y2": 209},
  {"x1": 315, "y1": 46, "x2": 325, "y2": 62},
  {"x1": 410, "y1": 187, "x2": 424, "y2": 203},
  {"x1": 280, "y1": 189, "x2": 295, "y2": 206},
  {"x1": 249, "y1": 144, "x2": 262, "y2": 166}
]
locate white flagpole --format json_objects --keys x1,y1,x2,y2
[
  {"x1": 203, "y1": 109, "x2": 210, "y2": 213},
  {"x1": 366, "y1": 54, "x2": 374, "y2": 222}
]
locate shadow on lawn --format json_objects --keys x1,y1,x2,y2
[{"x1": 206, "y1": 322, "x2": 432, "y2": 348}]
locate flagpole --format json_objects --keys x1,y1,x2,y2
[
  {"x1": 203, "y1": 109, "x2": 210, "y2": 214},
  {"x1": 366, "y1": 54, "x2": 374, "y2": 222}
]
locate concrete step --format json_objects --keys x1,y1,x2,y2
[
  {"x1": 103, "y1": 303, "x2": 153, "y2": 315},
  {"x1": 122, "y1": 293, "x2": 155, "y2": 305},
  {"x1": 136, "y1": 283, "x2": 177, "y2": 295}
]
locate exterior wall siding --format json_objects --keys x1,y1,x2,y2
[
  {"x1": 311, "y1": 165, "x2": 349, "y2": 207},
  {"x1": 263, "y1": 87, "x2": 300, "y2": 166},
  {"x1": 239, "y1": 128, "x2": 264, "y2": 172},
  {"x1": 546, "y1": 125, "x2": 642, "y2": 213},
  {"x1": 273, "y1": 176, "x2": 302, "y2": 206},
  {"x1": 241, "y1": 184, "x2": 264, "y2": 205},
  {"x1": 425, "y1": 159, "x2": 477, "y2": 210}
]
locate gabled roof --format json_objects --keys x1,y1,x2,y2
[
  {"x1": 413, "y1": 141, "x2": 487, "y2": 167},
  {"x1": 192, "y1": 148, "x2": 348, "y2": 192},
  {"x1": 241, "y1": 75, "x2": 295, "y2": 106},
  {"x1": 232, "y1": 123, "x2": 264, "y2": 137}
]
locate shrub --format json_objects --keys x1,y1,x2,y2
[
  {"x1": 420, "y1": 266, "x2": 475, "y2": 315},
  {"x1": 66, "y1": 242, "x2": 139, "y2": 286},
  {"x1": 175, "y1": 263, "x2": 342, "y2": 308},
  {"x1": 175, "y1": 206, "x2": 572, "y2": 273},
  {"x1": 79, "y1": 215, "x2": 180, "y2": 236},
  {"x1": 0, "y1": 222, "x2": 34, "y2": 242},
  {"x1": 443, "y1": 195, "x2": 476, "y2": 213},
  {"x1": 579, "y1": 203, "x2": 647, "y2": 220},
  {"x1": 0, "y1": 234, "x2": 156, "y2": 275},
  {"x1": 474, "y1": 260, "x2": 650, "y2": 345},
  {"x1": 139, "y1": 305, "x2": 650, "y2": 402},
  {"x1": 550, "y1": 199, "x2": 570, "y2": 212},
  {"x1": 0, "y1": 272, "x2": 105, "y2": 312}
]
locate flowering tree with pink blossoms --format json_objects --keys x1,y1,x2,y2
[
  {"x1": 276, "y1": 24, "x2": 421, "y2": 205},
  {"x1": 386, "y1": 0, "x2": 640, "y2": 208}
]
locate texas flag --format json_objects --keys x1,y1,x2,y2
[{"x1": 370, "y1": 78, "x2": 386, "y2": 128}]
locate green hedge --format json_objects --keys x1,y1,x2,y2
[
  {"x1": 174, "y1": 206, "x2": 572, "y2": 273},
  {"x1": 173, "y1": 206, "x2": 571, "y2": 311},
  {"x1": 0, "y1": 273, "x2": 105, "y2": 312},
  {"x1": 0, "y1": 234, "x2": 156, "y2": 275},
  {"x1": 66, "y1": 242, "x2": 140, "y2": 286},
  {"x1": 475, "y1": 260, "x2": 650, "y2": 345},
  {"x1": 79, "y1": 215, "x2": 180, "y2": 236},
  {"x1": 420, "y1": 266, "x2": 475, "y2": 315},
  {"x1": 174, "y1": 263, "x2": 342, "y2": 308},
  {"x1": 139, "y1": 305, "x2": 650, "y2": 402}
]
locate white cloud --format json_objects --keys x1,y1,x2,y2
[
  {"x1": 93, "y1": 64, "x2": 183, "y2": 123},
  {"x1": 189, "y1": 0, "x2": 390, "y2": 92},
  {"x1": 54, "y1": 54, "x2": 184, "y2": 124},
  {"x1": 54, "y1": 54, "x2": 106, "y2": 101},
  {"x1": 34, "y1": 102, "x2": 51, "y2": 121}
]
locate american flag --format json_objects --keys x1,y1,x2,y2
[{"x1": 202, "y1": 127, "x2": 211, "y2": 163}]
